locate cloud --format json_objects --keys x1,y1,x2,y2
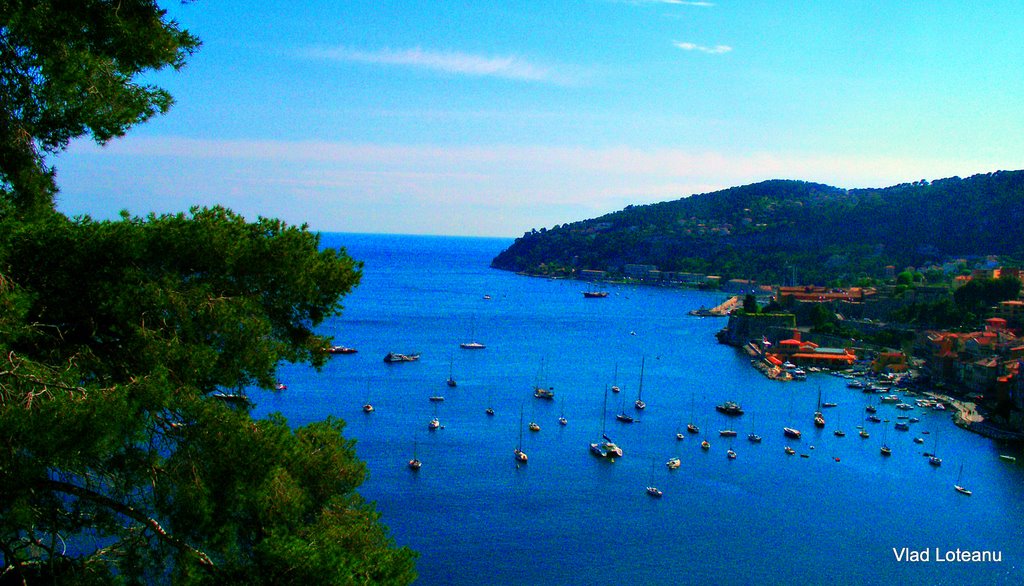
[
  {"x1": 673, "y1": 41, "x2": 732, "y2": 54},
  {"x1": 299, "y1": 46, "x2": 573, "y2": 84}
]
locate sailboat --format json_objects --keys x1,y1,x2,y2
[
  {"x1": 428, "y1": 400, "x2": 441, "y2": 431},
  {"x1": 747, "y1": 414, "x2": 762, "y2": 443},
  {"x1": 687, "y1": 394, "x2": 700, "y2": 434},
  {"x1": 446, "y1": 353, "x2": 457, "y2": 387},
  {"x1": 954, "y1": 463, "x2": 972, "y2": 495},
  {"x1": 408, "y1": 439, "x2": 422, "y2": 471},
  {"x1": 460, "y1": 317, "x2": 485, "y2": 349},
  {"x1": 880, "y1": 425, "x2": 892, "y2": 456},
  {"x1": 814, "y1": 386, "x2": 825, "y2": 428},
  {"x1": 362, "y1": 379, "x2": 374, "y2": 413},
  {"x1": 928, "y1": 434, "x2": 942, "y2": 466},
  {"x1": 615, "y1": 391, "x2": 634, "y2": 423},
  {"x1": 645, "y1": 459, "x2": 663, "y2": 497},
  {"x1": 783, "y1": 391, "x2": 801, "y2": 439},
  {"x1": 485, "y1": 390, "x2": 495, "y2": 416},
  {"x1": 833, "y1": 411, "x2": 845, "y2": 437},
  {"x1": 591, "y1": 385, "x2": 623, "y2": 458},
  {"x1": 533, "y1": 359, "x2": 555, "y2": 400},
  {"x1": 611, "y1": 363, "x2": 620, "y2": 393},
  {"x1": 514, "y1": 405, "x2": 528, "y2": 463},
  {"x1": 634, "y1": 357, "x2": 647, "y2": 410},
  {"x1": 558, "y1": 398, "x2": 568, "y2": 426}
]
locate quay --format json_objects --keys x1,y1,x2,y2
[{"x1": 689, "y1": 295, "x2": 740, "y2": 317}]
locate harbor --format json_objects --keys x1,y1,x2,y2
[{"x1": 255, "y1": 234, "x2": 1024, "y2": 586}]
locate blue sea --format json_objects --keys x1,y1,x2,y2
[{"x1": 254, "y1": 233, "x2": 1024, "y2": 585}]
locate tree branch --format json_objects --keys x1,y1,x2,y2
[{"x1": 33, "y1": 478, "x2": 216, "y2": 572}]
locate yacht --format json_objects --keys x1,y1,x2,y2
[
  {"x1": 783, "y1": 427, "x2": 802, "y2": 439},
  {"x1": 716, "y1": 401, "x2": 744, "y2": 416}
]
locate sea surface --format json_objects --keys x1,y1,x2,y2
[{"x1": 254, "y1": 233, "x2": 1024, "y2": 585}]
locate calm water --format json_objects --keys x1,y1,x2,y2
[{"x1": 254, "y1": 234, "x2": 1024, "y2": 585}]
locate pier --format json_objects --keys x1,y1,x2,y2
[{"x1": 689, "y1": 295, "x2": 740, "y2": 317}]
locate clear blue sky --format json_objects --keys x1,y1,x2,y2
[{"x1": 55, "y1": 1, "x2": 1024, "y2": 237}]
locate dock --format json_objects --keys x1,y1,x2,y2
[{"x1": 689, "y1": 296, "x2": 740, "y2": 317}]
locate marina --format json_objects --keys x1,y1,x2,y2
[{"x1": 255, "y1": 234, "x2": 1024, "y2": 585}]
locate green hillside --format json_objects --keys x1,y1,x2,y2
[{"x1": 491, "y1": 171, "x2": 1024, "y2": 284}]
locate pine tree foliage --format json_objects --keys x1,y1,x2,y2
[{"x1": 0, "y1": 3, "x2": 416, "y2": 584}]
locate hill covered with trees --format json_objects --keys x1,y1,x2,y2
[{"x1": 491, "y1": 171, "x2": 1024, "y2": 284}]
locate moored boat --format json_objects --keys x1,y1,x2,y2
[
  {"x1": 783, "y1": 427, "x2": 802, "y2": 439},
  {"x1": 634, "y1": 357, "x2": 647, "y2": 410},
  {"x1": 666, "y1": 457, "x2": 681, "y2": 470},
  {"x1": 591, "y1": 386, "x2": 623, "y2": 459},
  {"x1": 716, "y1": 401, "x2": 744, "y2": 416},
  {"x1": 719, "y1": 429, "x2": 738, "y2": 437},
  {"x1": 325, "y1": 345, "x2": 358, "y2": 354},
  {"x1": 515, "y1": 406, "x2": 528, "y2": 463},
  {"x1": 384, "y1": 352, "x2": 420, "y2": 363},
  {"x1": 784, "y1": 446, "x2": 796, "y2": 455},
  {"x1": 459, "y1": 341, "x2": 486, "y2": 350},
  {"x1": 954, "y1": 464, "x2": 971, "y2": 495},
  {"x1": 408, "y1": 440, "x2": 422, "y2": 471}
]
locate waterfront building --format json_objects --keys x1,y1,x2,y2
[{"x1": 766, "y1": 330, "x2": 856, "y2": 367}]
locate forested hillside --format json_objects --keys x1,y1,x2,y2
[{"x1": 491, "y1": 171, "x2": 1024, "y2": 284}]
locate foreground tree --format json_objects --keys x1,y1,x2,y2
[{"x1": 0, "y1": 3, "x2": 416, "y2": 584}]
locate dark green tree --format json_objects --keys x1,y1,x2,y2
[
  {"x1": 0, "y1": 0, "x2": 201, "y2": 218},
  {"x1": 0, "y1": 2, "x2": 416, "y2": 584},
  {"x1": 742, "y1": 294, "x2": 759, "y2": 314}
]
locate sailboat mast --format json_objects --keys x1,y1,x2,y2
[{"x1": 638, "y1": 357, "x2": 645, "y2": 401}]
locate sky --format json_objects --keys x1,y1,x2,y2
[{"x1": 54, "y1": 1, "x2": 1024, "y2": 237}]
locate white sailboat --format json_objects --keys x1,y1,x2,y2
[
  {"x1": 634, "y1": 357, "x2": 647, "y2": 410},
  {"x1": 460, "y1": 317, "x2": 485, "y2": 349},
  {"x1": 515, "y1": 405, "x2": 528, "y2": 463},
  {"x1": 591, "y1": 385, "x2": 623, "y2": 458},
  {"x1": 954, "y1": 463, "x2": 971, "y2": 495},
  {"x1": 645, "y1": 458, "x2": 663, "y2": 497}
]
